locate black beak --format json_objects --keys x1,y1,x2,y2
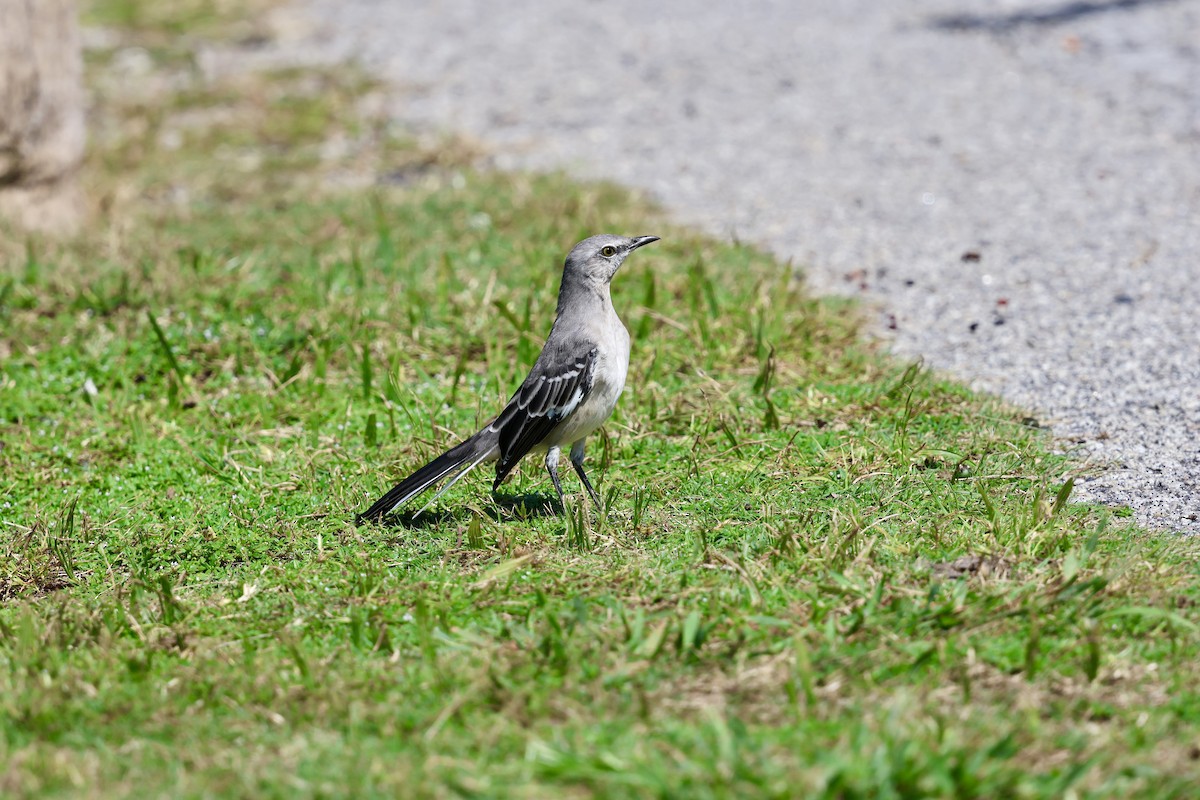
[{"x1": 629, "y1": 235, "x2": 660, "y2": 250}]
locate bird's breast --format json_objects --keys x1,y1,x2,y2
[{"x1": 549, "y1": 318, "x2": 629, "y2": 446}]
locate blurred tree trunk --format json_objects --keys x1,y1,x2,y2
[{"x1": 0, "y1": 0, "x2": 85, "y2": 234}]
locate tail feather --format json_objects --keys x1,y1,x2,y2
[
  {"x1": 413, "y1": 445, "x2": 496, "y2": 518},
  {"x1": 357, "y1": 431, "x2": 496, "y2": 524}
]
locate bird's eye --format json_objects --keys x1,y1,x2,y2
[{"x1": 600, "y1": 246, "x2": 617, "y2": 257}]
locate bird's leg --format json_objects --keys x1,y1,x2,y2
[
  {"x1": 545, "y1": 446, "x2": 565, "y2": 511},
  {"x1": 569, "y1": 440, "x2": 602, "y2": 508}
]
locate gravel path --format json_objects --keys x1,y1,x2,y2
[{"x1": 296, "y1": 0, "x2": 1200, "y2": 532}]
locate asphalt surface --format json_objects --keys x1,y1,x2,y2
[{"x1": 295, "y1": 0, "x2": 1200, "y2": 532}]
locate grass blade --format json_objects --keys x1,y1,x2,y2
[
  {"x1": 1051, "y1": 477, "x2": 1075, "y2": 516},
  {"x1": 146, "y1": 309, "x2": 186, "y2": 383}
]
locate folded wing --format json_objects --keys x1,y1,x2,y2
[{"x1": 490, "y1": 345, "x2": 598, "y2": 488}]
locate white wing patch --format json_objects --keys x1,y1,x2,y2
[{"x1": 556, "y1": 386, "x2": 585, "y2": 420}]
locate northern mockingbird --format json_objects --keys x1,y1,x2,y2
[{"x1": 357, "y1": 233, "x2": 659, "y2": 524}]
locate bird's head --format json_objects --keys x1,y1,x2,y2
[{"x1": 564, "y1": 234, "x2": 659, "y2": 285}]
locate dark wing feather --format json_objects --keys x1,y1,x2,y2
[{"x1": 491, "y1": 346, "x2": 597, "y2": 487}]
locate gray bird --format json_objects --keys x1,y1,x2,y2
[{"x1": 357, "y1": 233, "x2": 659, "y2": 524}]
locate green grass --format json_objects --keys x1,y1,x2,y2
[{"x1": 2, "y1": 2, "x2": 1200, "y2": 797}]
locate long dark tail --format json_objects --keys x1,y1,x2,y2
[{"x1": 356, "y1": 430, "x2": 498, "y2": 524}]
